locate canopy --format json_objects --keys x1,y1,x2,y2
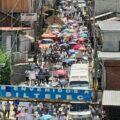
[
  {"x1": 16, "y1": 112, "x2": 27, "y2": 118},
  {"x1": 56, "y1": 69, "x2": 67, "y2": 76},
  {"x1": 40, "y1": 114, "x2": 54, "y2": 120},
  {"x1": 68, "y1": 49, "x2": 76, "y2": 54},
  {"x1": 79, "y1": 46, "x2": 86, "y2": 51},
  {"x1": 102, "y1": 90, "x2": 120, "y2": 106},
  {"x1": 41, "y1": 31, "x2": 57, "y2": 39},
  {"x1": 69, "y1": 41, "x2": 77, "y2": 45},
  {"x1": 79, "y1": 33, "x2": 88, "y2": 38},
  {"x1": 62, "y1": 28, "x2": 70, "y2": 33},
  {"x1": 73, "y1": 44, "x2": 81, "y2": 50},
  {"x1": 78, "y1": 37, "x2": 87, "y2": 42}
]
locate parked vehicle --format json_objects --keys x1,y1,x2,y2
[
  {"x1": 69, "y1": 63, "x2": 90, "y2": 89},
  {"x1": 67, "y1": 101, "x2": 92, "y2": 120}
]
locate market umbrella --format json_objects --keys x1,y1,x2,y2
[
  {"x1": 40, "y1": 114, "x2": 54, "y2": 120},
  {"x1": 41, "y1": 31, "x2": 57, "y2": 39},
  {"x1": 71, "y1": 38, "x2": 78, "y2": 42},
  {"x1": 68, "y1": 58, "x2": 77, "y2": 62},
  {"x1": 78, "y1": 38, "x2": 87, "y2": 42},
  {"x1": 56, "y1": 69, "x2": 67, "y2": 76},
  {"x1": 68, "y1": 49, "x2": 76, "y2": 54},
  {"x1": 62, "y1": 28, "x2": 70, "y2": 33},
  {"x1": 16, "y1": 112, "x2": 27, "y2": 118},
  {"x1": 59, "y1": 79, "x2": 68, "y2": 86},
  {"x1": 69, "y1": 41, "x2": 77, "y2": 45},
  {"x1": 59, "y1": 43, "x2": 69, "y2": 47},
  {"x1": 62, "y1": 58, "x2": 69, "y2": 63},
  {"x1": 68, "y1": 19, "x2": 74, "y2": 24},
  {"x1": 79, "y1": 33, "x2": 88, "y2": 38},
  {"x1": 73, "y1": 44, "x2": 81, "y2": 50},
  {"x1": 79, "y1": 46, "x2": 86, "y2": 51}
]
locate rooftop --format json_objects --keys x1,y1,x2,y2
[
  {"x1": 102, "y1": 90, "x2": 120, "y2": 106},
  {"x1": 98, "y1": 51, "x2": 120, "y2": 60},
  {"x1": 97, "y1": 21, "x2": 120, "y2": 31}
]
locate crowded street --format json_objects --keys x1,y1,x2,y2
[{"x1": 0, "y1": 0, "x2": 105, "y2": 120}]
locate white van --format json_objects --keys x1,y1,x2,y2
[
  {"x1": 67, "y1": 101, "x2": 92, "y2": 120},
  {"x1": 69, "y1": 63, "x2": 90, "y2": 89}
]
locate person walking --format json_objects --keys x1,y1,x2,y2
[
  {"x1": 4, "y1": 101, "x2": 10, "y2": 118},
  {"x1": 44, "y1": 69, "x2": 50, "y2": 84}
]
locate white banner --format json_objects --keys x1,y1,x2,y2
[{"x1": 21, "y1": 13, "x2": 37, "y2": 21}]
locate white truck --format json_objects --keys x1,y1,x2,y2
[{"x1": 69, "y1": 63, "x2": 90, "y2": 89}]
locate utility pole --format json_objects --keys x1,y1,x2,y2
[
  {"x1": 92, "y1": 0, "x2": 98, "y2": 102},
  {"x1": 33, "y1": 0, "x2": 38, "y2": 64}
]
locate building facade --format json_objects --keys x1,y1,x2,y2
[{"x1": 95, "y1": 0, "x2": 120, "y2": 15}]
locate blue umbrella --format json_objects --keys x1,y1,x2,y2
[
  {"x1": 62, "y1": 58, "x2": 69, "y2": 63},
  {"x1": 59, "y1": 79, "x2": 68, "y2": 86},
  {"x1": 69, "y1": 41, "x2": 77, "y2": 45},
  {"x1": 59, "y1": 43, "x2": 69, "y2": 47},
  {"x1": 68, "y1": 49, "x2": 76, "y2": 54},
  {"x1": 40, "y1": 114, "x2": 54, "y2": 120},
  {"x1": 79, "y1": 33, "x2": 88, "y2": 38},
  {"x1": 62, "y1": 28, "x2": 70, "y2": 33}
]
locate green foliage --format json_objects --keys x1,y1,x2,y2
[{"x1": 0, "y1": 50, "x2": 12, "y2": 85}]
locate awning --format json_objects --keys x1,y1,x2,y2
[
  {"x1": 0, "y1": 27, "x2": 32, "y2": 31},
  {"x1": 98, "y1": 51, "x2": 120, "y2": 60},
  {"x1": 102, "y1": 90, "x2": 120, "y2": 106}
]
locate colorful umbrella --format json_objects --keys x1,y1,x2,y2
[
  {"x1": 68, "y1": 49, "x2": 76, "y2": 54},
  {"x1": 78, "y1": 38, "x2": 87, "y2": 42},
  {"x1": 62, "y1": 28, "x2": 70, "y2": 33},
  {"x1": 73, "y1": 44, "x2": 81, "y2": 50},
  {"x1": 40, "y1": 114, "x2": 54, "y2": 120},
  {"x1": 69, "y1": 41, "x2": 77, "y2": 45},
  {"x1": 79, "y1": 46, "x2": 86, "y2": 51},
  {"x1": 56, "y1": 69, "x2": 67, "y2": 75},
  {"x1": 79, "y1": 33, "x2": 88, "y2": 38},
  {"x1": 16, "y1": 112, "x2": 27, "y2": 118}
]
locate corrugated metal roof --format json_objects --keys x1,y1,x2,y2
[
  {"x1": 102, "y1": 90, "x2": 120, "y2": 106},
  {"x1": 97, "y1": 21, "x2": 120, "y2": 31},
  {"x1": 0, "y1": 27, "x2": 32, "y2": 31},
  {"x1": 98, "y1": 51, "x2": 120, "y2": 60}
]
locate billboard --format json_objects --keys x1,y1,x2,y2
[
  {"x1": 21, "y1": 13, "x2": 37, "y2": 21},
  {"x1": 0, "y1": 86, "x2": 92, "y2": 102}
]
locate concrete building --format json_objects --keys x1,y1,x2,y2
[
  {"x1": 98, "y1": 52, "x2": 120, "y2": 90},
  {"x1": 95, "y1": 0, "x2": 120, "y2": 15},
  {"x1": 96, "y1": 20, "x2": 120, "y2": 52},
  {"x1": 0, "y1": 27, "x2": 33, "y2": 63}
]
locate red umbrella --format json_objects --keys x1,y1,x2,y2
[
  {"x1": 79, "y1": 46, "x2": 86, "y2": 51},
  {"x1": 16, "y1": 112, "x2": 27, "y2": 118},
  {"x1": 56, "y1": 69, "x2": 67, "y2": 76},
  {"x1": 73, "y1": 44, "x2": 81, "y2": 50},
  {"x1": 78, "y1": 38, "x2": 87, "y2": 42}
]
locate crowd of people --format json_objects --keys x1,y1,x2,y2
[{"x1": 0, "y1": 0, "x2": 96, "y2": 120}]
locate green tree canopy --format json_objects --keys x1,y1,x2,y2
[{"x1": 0, "y1": 50, "x2": 12, "y2": 85}]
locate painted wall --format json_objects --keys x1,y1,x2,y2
[
  {"x1": 0, "y1": 0, "x2": 29, "y2": 12},
  {"x1": 95, "y1": 0, "x2": 120, "y2": 15},
  {"x1": 101, "y1": 31, "x2": 120, "y2": 52}
]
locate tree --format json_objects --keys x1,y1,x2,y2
[{"x1": 0, "y1": 50, "x2": 12, "y2": 85}]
